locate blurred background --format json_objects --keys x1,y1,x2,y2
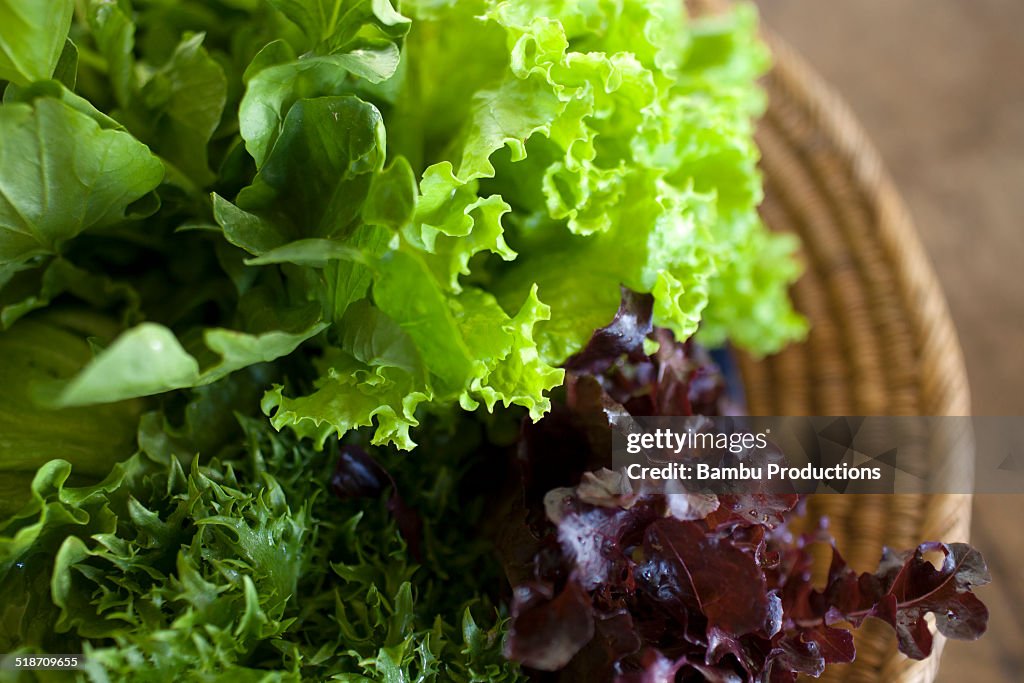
[{"x1": 756, "y1": 1, "x2": 1024, "y2": 679}]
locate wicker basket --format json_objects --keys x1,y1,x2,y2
[{"x1": 732, "y1": 30, "x2": 974, "y2": 683}]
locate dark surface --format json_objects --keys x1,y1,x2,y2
[{"x1": 757, "y1": 1, "x2": 1024, "y2": 680}]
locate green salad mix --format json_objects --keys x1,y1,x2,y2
[{"x1": 0, "y1": 0, "x2": 810, "y2": 679}]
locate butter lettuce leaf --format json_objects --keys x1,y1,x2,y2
[
  {"x1": 83, "y1": 4, "x2": 229, "y2": 188},
  {"x1": 0, "y1": 96, "x2": 163, "y2": 284},
  {"x1": 84, "y1": 0, "x2": 135, "y2": 109},
  {"x1": 0, "y1": 313, "x2": 143, "y2": 520},
  {"x1": 131, "y1": 32, "x2": 228, "y2": 186},
  {"x1": 225, "y1": 95, "x2": 387, "y2": 242},
  {"x1": 39, "y1": 307, "x2": 327, "y2": 407},
  {"x1": 268, "y1": 0, "x2": 409, "y2": 55},
  {"x1": 0, "y1": 0, "x2": 74, "y2": 86},
  {"x1": 0, "y1": 256, "x2": 140, "y2": 330},
  {"x1": 240, "y1": 41, "x2": 402, "y2": 166}
]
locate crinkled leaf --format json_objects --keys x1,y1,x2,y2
[
  {"x1": 792, "y1": 542, "x2": 992, "y2": 660},
  {"x1": 375, "y1": 249, "x2": 476, "y2": 391},
  {"x1": 263, "y1": 300, "x2": 431, "y2": 450},
  {"x1": 266, "y1": 273, "x2": 562, "y2": 448},
  {"x1": 454, "y1": 285, "x2": 564, "y2": 420},
  {"x1": 409, "y1": 164, "x2": 518, "y2": 293}
]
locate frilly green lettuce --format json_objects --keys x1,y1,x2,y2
[{"x1": 217, "y1": 0, "x2": 803, "y2": 447}]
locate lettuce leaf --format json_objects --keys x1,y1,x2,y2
[
  {"x1": 0, "y1": 0, "x2": 74, "y2": 86},
  {"x1": 0, "y1": 96, "x2": 163, "y2": 285},
  {"x1": 239, "y1": 35, "x2": 404, "y2": 168},
  {"x1": 0, "y1": 312, "x2": 143, "y2": 519},
  {"x1": 39, "y1": 314, "x2": 327, "y2": 407},
  {"x1": 268, "y1": 0, "x2": 409, "y2": 55},
  {"x1": 216, "y1": 84, "x2": 564, "y2": 447}
]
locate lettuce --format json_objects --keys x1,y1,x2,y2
[
  {"x1": 0, "y1": 0, "x2": 801, "y2": 451},
  {"x1": 217, "y1": 0, "x2": 803, "y2": 448}
]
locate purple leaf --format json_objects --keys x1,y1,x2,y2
[
  {"x1": 704, "y1": 494, "x2": 800, "y2": 530},
  {"x1": 643, "y1": 519, "x2": 770, "y2": 636},
  {"x1": 565, "y1": 288, "x2": 654, "y2": 375},
  {"x1": 494, "y1": 302, "x2": 989, "y2": 680},
  {"x1": 557, "y1": 610, "x2": 644, "y2": 682},
  {"x1": 767, "y1": 634, "x2": 824, "y2": 678},
  {"x1": 576, "y1": 468, "x2": 637, "y2": 509},
  {"x1": 873, "y1": 543, "x2": 990, "y2": 658},
  {"x1": 802, "y1": 625, "x2": 855, "y2": 664},
  {"x1": 788, "y1": 542, "x2": 990, "y2": 661},
  {"x1": 506, "y1": 579, "x2": 596, "y2": 671},
  {"x1": 665, "y1": 492, "x2": 720, "y2": 522},
  {"x1": 331, "y1": 445, "x2": 388, "y2": 499},
  {"x1": 613, "y1": 649, "x2": 684, "y2": 683},
  {"x1": 550, "y1": 493, "x2": 658, "y2": 592}
]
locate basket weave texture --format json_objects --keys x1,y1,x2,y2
[{"x1": 736, "y1": 32, "x2": 975, "y2": 683}]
